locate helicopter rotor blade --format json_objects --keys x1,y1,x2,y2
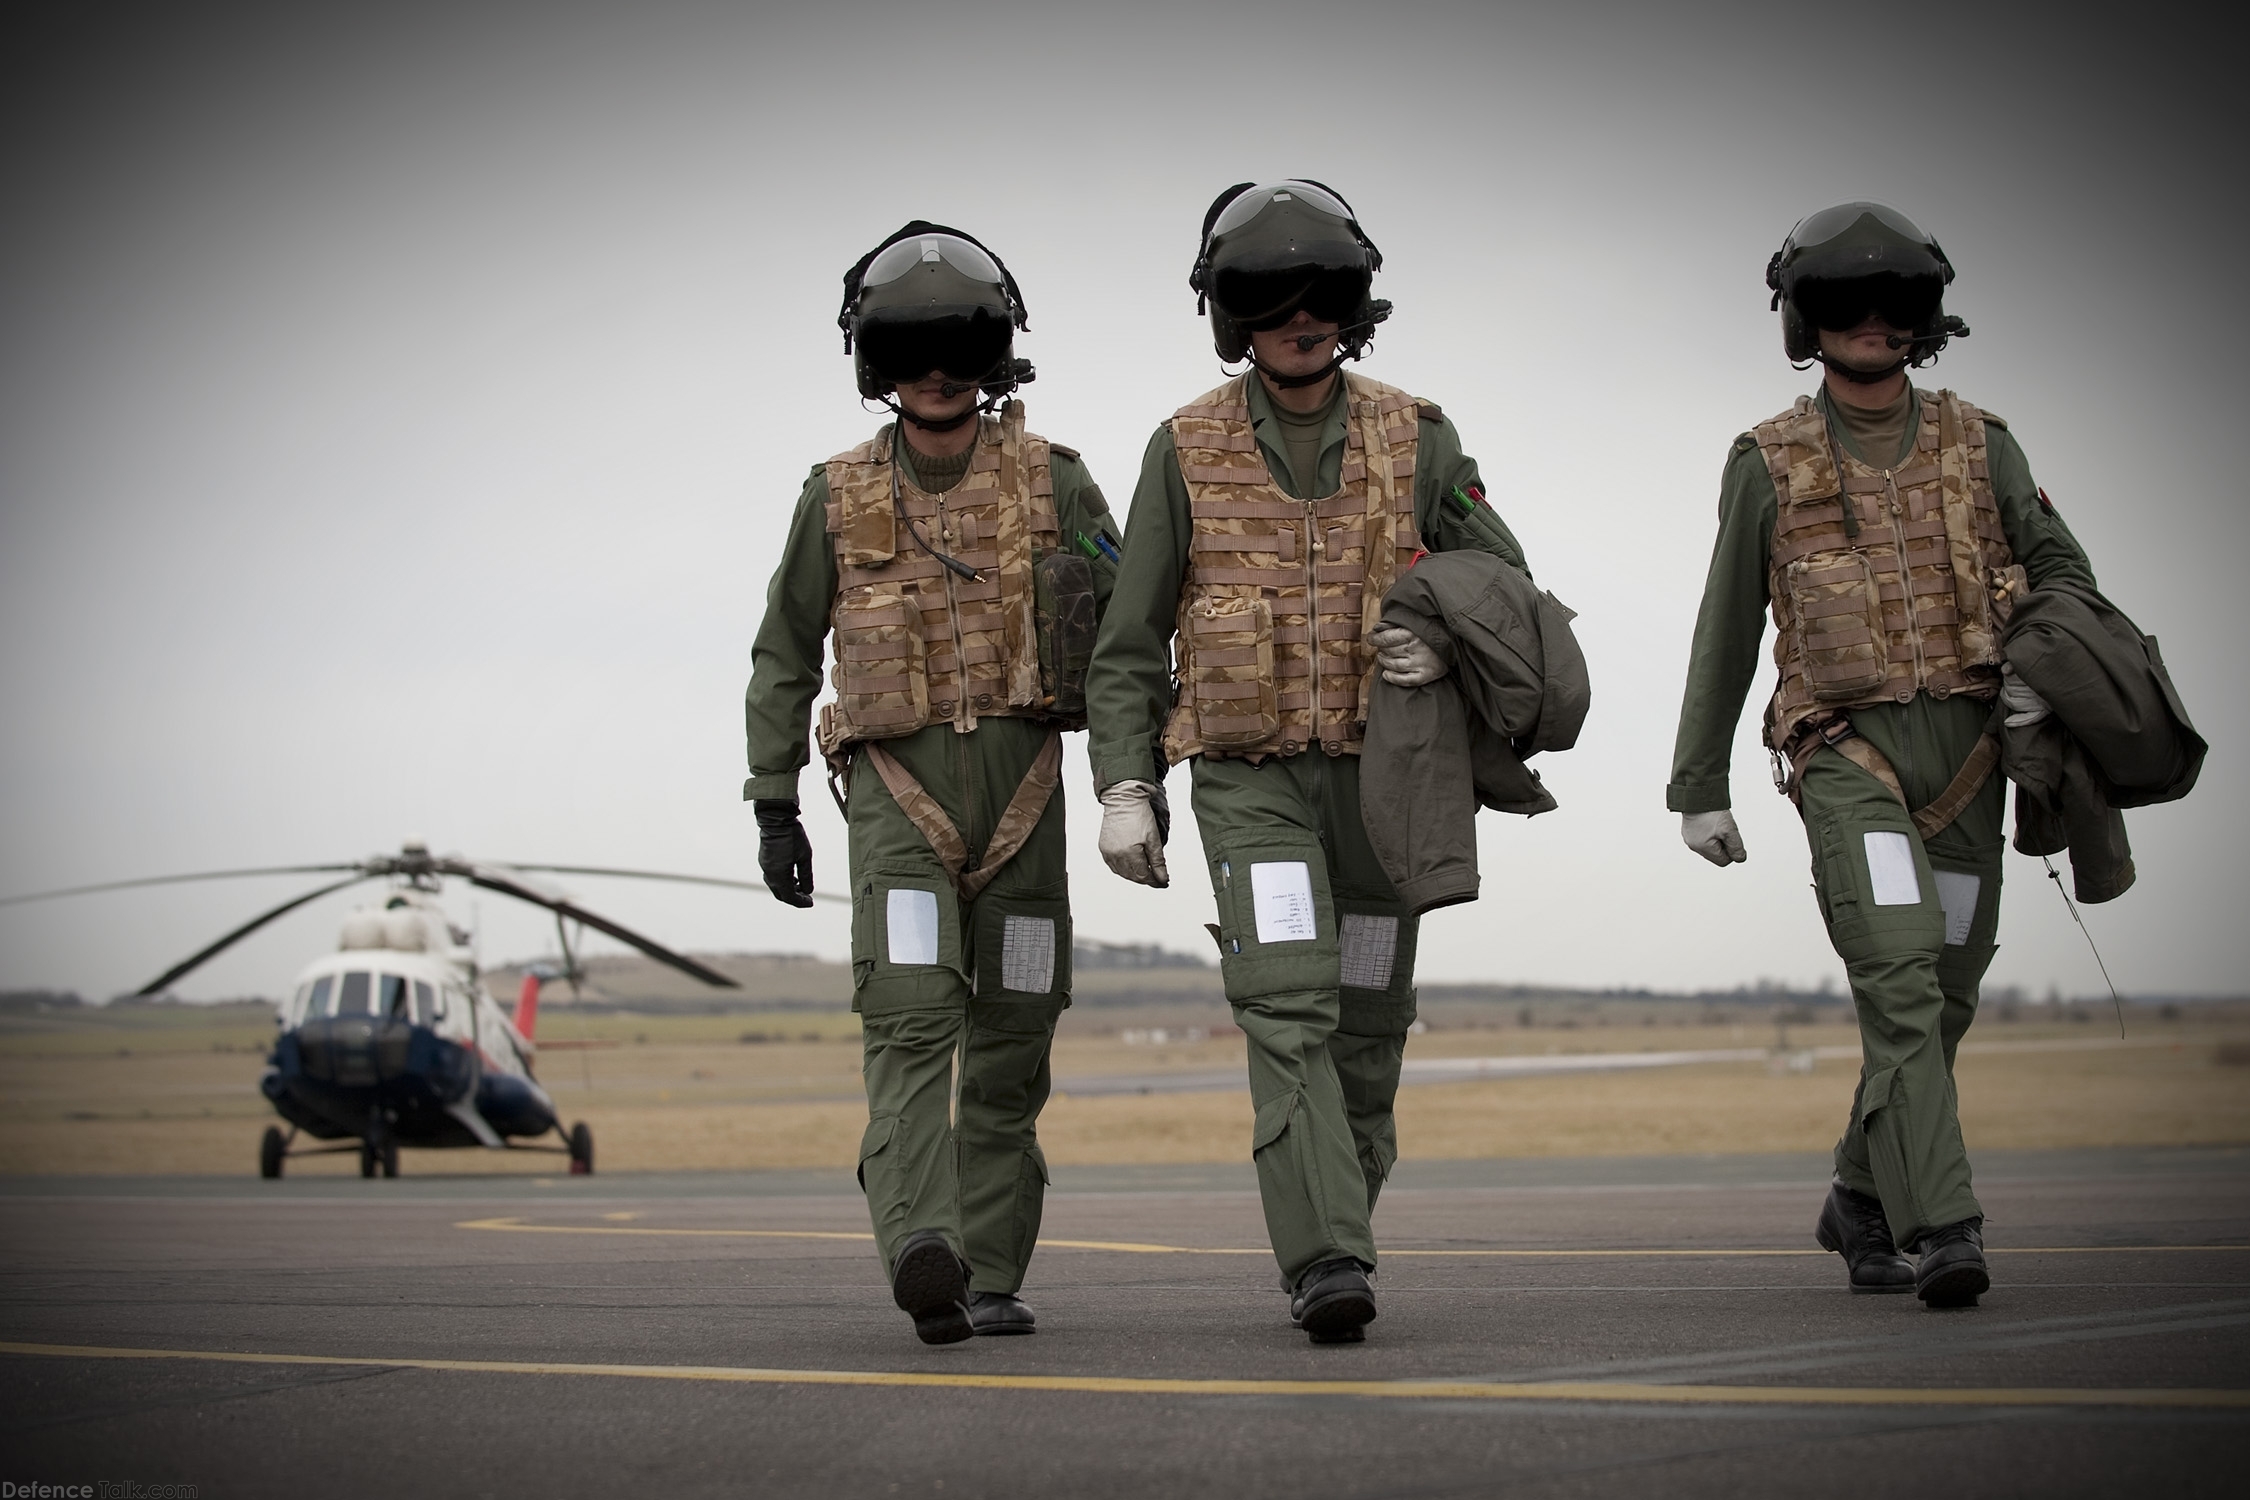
[
  {"x1": 555, "y1": 914, "x2": 583, "y2": 1002},
  {"x1": 134, "y1": 875, "x2": 376, "y2": 996},
  {"x1": 495, "y1": 863, "x2": 850, "y2": 907},
  {"x1": 460, "y1": 867, "x2": 739, "y2": 989},
  {"x1": 1, "y1": 864, "x2": 367, "y2": 910}
]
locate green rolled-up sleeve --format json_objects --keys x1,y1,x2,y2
[
  {"x1": 1413, "y1": 412, "x2": 1530, "y2": 576},
  {"x1": 1085, "y1": 426, "x2": 1190, "y2": 791},
  {"x1": 743, "y1": 467, "x2": 840, "y2": 803},
  {"x1": 1667, "y1": 438, "x2": 1778, "y2": 814}
]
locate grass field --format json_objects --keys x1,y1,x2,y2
[{"x1": 2, "y1": 1000, "x2": 2245, "y2": 1176}]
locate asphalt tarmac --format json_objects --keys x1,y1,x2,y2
[{"x1": 3, "y1": 1147, "x2": 2246, "y2": 1498}]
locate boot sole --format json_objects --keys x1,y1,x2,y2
[
  {"x1": 1299, "y1": 1287, "x2": 1376, "y2": 1344},
  {"x1": 1918, "y1": 1260, "x2": 1989, "y2": 1309},
  {"x1": 892, "y1": 1239, "x2": 973, "y2": 1345}
]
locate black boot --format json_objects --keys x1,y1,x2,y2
[
  {"x1": 968, "y1": 1290, "x2": 1036, "y2": 1336},
  {"x1": 890, "y1": 1230, "x2": 973, "y2": 1345},
  {"x1": 1289, "y1": 1259, "x2": 1376, "y2": 1344},
  {"x1": 1813, "y1": 1178, "x2": 1915, "y2": 1294},
  {"x1": 1914, "y1": 1217, "x2": 1989, "y2": 1308}
]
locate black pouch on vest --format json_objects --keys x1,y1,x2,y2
[{"x1": 1034, "y1": 550, "x2": 1096, "y2": 727}]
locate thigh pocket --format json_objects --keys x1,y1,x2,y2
[
  {"x1": 852, "y1": 869, "x2": 967, "y2": 1013},
  {"x1": 1209, "y1": 842, "x2": 1335, "y2": 1000},
  {"x1": 972, "y1": 883, "x2": 1072, "y2": 1002}
]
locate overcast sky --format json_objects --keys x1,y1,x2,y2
[{"x1": 3, "y1": 0, "x2": 2241, "y2": 1004}]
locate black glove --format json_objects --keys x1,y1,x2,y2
[{"x1": 753, "y1": 799, "x2": 815, "y2": 908}]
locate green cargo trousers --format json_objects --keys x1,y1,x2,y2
[
  {"x1": 846, "y1": 717, "x2": 1071, "y2": 1296},
  {"x1": 1800, "y1": 695, "x2": 2005, "y2": 1250},
  {"x1": 1189, "y1": 751, "x2": 1420, "y2": 1289}
]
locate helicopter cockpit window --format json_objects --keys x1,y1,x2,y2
[
  {"x1": 301, "y1": 976, "x2": 334, "y2": 1022},
  {"x1": 380, "y1": 973, "x2": 409, "y2": 1019},
  {"x1": 411, "y1": 980, "x2": 436, "y2": 1025},
  {"x1": 336, "y1": 971, "x2": 374, "y2": 1016}
]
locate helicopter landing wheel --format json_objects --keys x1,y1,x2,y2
[
  {"x1": 359, "y1": 1141, "x2": 378, "y2": 1178},
  {"x1": 568, "y1": 1121, "x2": 594, "y2": 1176},
  {"x1": 380, "y1": 1136, "x2": 399, "y2": 1178},
  {"x1": 259, "y1": 1126, "x2": 285, "y2": 1180}
]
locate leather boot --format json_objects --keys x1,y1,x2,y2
[
  {"x1": 1914, "y1": 1217, "x2": 1989, "y2": 1308},
  {"x1": 890, "y1": 1229, "x2": 973, "y2": 1345},
  {"x1": 968, "y1": 1290, "x2": 1036, "y2": 1335},
  {"x1": 1289, "y1": 1259, "x2": 1376, "y2": 1344},
  {"x1": 1813, "y1": 1178, "x2": 1915, "y2": 1293}
]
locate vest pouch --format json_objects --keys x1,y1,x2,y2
[
  {"x1": 1187, "y1": 595, "x2": 1278, "y2": 749},
  {"x1": 1785, "y1": 552, "x2": 1889, "y2": 703},
  {"x1": 1033, "y1": 549, "x2": 1096, "y2": 728},
  {"x1": 831, "y1": 590, "x2": 928, "y2": 744}
]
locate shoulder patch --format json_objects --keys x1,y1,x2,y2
[
  {"x1": 1048, "y1": 441, "x2": 1081, "y2": 461},
  {"x1": 1415, "y1": 400, "x2": 1444, "y2": 424}
]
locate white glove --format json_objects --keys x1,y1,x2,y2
[
  {"x1": 1682, "y1": 809, "x2": 1747, "y2": 866},
  {"x1": 1369, "y1": 623, "x2": 1447, "y2": 687},
  {"x1": 1999, "y1": 661, "x2": 2051, "y2": 729},
  {"x1": 1098, "y1": 780, "x2": 1170, "y2": 888}
]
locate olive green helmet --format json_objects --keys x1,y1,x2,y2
[
  {"x1": 1766, "y1": 201, "x2": 1968, "y2": 373},
  {"x1": 1189, "y1": 180, "x2": 1390, "y2": 382},
  {"x1": 838, "y1": 221, "x2": 1033, "y2": 404}
]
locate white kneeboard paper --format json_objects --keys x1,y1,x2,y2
[{"x1": 1251, "y1": 861, "x2": 1317, "y2": 944}]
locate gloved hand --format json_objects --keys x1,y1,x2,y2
[
  {"x1": 1369, "y1": 623, "x2": 1447, "y2": 687},
  {"x1": 753, "y1": 799, "x2": 815, "y2": 907},
  {"x1": 1999, "y1": 661, "x2": 2052, "y2": 729},
  {"x1": 1097, "y1": 779, "x2": 1171, "y2": 888},
  {"x1": 1681, "y1": 809, "x2": 1747, "y2": 866}
]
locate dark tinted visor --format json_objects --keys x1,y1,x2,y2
[
  {"x1": 1211, "y1": 181, "x2": 1355, "y2": 239},
  {"x1": 1794, "y1": 272, "x2": 1944, "y2": 334},
  {"x1": 858, "y1": 307, "x2": 1012, "y2": 382},
  {"x1": 1212, "y1": 265, "x2": 1369, "y2": 328},
  {"x1": 862, "y1": 233, "x2": 1005, "y2": 291},
  {"x1": 1789, "y1": 201, "x2": 1929, "y2": 252}
]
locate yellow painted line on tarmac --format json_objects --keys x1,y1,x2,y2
[
  {"x1": 3, "y1": 1340, "x2": 2244, "y2": 1411},
  {"x1": 453, "y1": 1219, "x2": 2248, "y2": 1258}
]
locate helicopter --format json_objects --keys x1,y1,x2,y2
[{"x1": 0, "y1": 840, "x2": 815, "y2": 1178}]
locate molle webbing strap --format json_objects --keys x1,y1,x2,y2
[{"x1": 861, "y1": 731, "x2": 1064, "y2": 902}]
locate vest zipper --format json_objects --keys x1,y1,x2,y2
[
  {"x1": 1883, "y1": 468, "x2": 1928, "y2": 691},
  {"x1": 934, "y1": 490, "x2": 972, "y2": 732}
]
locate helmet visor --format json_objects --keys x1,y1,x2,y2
[
  {"x1": 862, "y1": 233, "x2": 1005, "y2": 291},
  {"x1": 1794, "y1": 272, "x2": 1944, "y2": 334},
  {"x1": 1211, "y1": 181, "x2": 1356, "y2": 239},
  {"x1": 1212, "y1": 264, "x2": 1370, "y2": 329},
  {"x1": 858, "y1": 307, "x2": 1013, "y2": 384}
]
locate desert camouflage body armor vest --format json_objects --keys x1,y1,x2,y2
[
  {"x1": 1757, "y1": 388, "x2": 2025, "y2": 754},
  {"x1": 817, "y1": 401, "x2": 1085, "y2": 757},
  {"x1": 1161, "y1": 371, "x2": 1426, "y2": 763}
]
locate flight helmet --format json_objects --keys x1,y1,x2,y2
[
  {"x1": 1189, "y1": 180, "x2": 1390, "y2": 385},
  {"x1": 839, "y1": 221, "x2": 1033, "y2": 419},
  {"x1": 1766, "y1": 201, "x2": 1968, "y2": 376}
]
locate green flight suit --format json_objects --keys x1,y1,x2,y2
[
  {"x1": 1668, "y1": 384, "x2": 2096, "y2": 1248},
  {"x1": 744, "y1": 430, "x2": 1118, "y2": 1294},
  {"x1": 1086, "y1": 374, "x2": 1528, "y2": 1287}
]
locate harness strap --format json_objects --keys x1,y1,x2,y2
[
  {"x1": 862, "y1": 730, "x2": 1064, "y2": 902},
  {"x1": 1783, "y1": 709, "x2": 2002, "y2": 842}
]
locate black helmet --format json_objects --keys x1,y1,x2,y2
[
  {"x1": 1189, "y1": 180, "x2": 1391, "y2": 381},
  {"x1": 1766, "y1": 201, "x2": 1967, "y2": 374},
  {"x1": 839, "y1": 221, "x2": 1033, "y2": 405}
]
